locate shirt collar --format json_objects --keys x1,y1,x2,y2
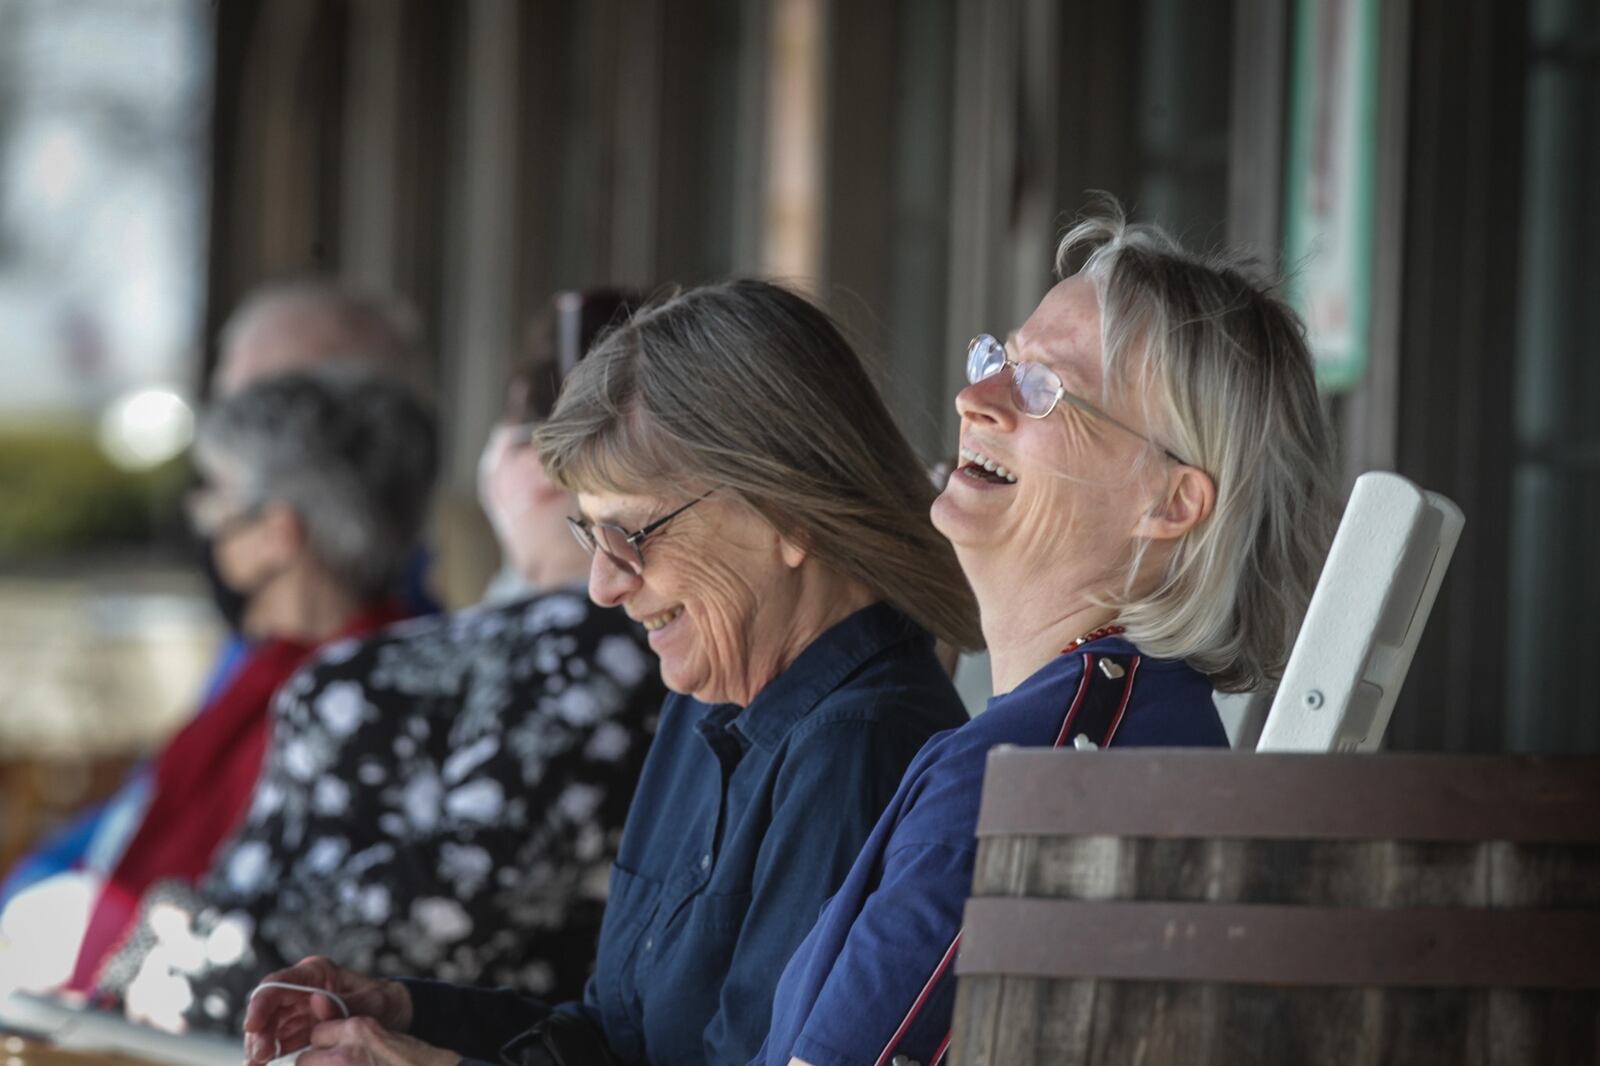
[
  {"x1": 987, "y1": 633, "x2": 1140, "y2": 708},
  {"x1": 694, "y1": 601, "x2": 929, "y2": 752}
]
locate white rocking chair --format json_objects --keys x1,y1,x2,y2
[{"x1": 1224, "y1": 471, "x2": 1464, "y2": 753}]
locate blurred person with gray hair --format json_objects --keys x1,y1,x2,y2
[
  {"x1": 206, "y1": 277, "x2": 438, "y2": 619},
  {"x1": 56, "y1": 369, "x2": 436, "y2": 995},
  {"x1": 214, "y1": 279, "x2": 428, "y2": 399},
  {"x1": 189, "y1": 367, "x2": 438, "y2": 624},
  {"x1": 1, "y1": 282, "x2": 438, "y2": 995}
]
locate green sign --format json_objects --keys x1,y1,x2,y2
[{"x1": 1283, "y1": 0, "x2": 1380, "y2": 393}]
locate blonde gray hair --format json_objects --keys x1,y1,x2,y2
[
  {"x1": 1057, "y1": 203, "x2": 1339, "y2": 692},
  {"x1": 534, "y1": 279, "x2": 983, "y2": 651}
]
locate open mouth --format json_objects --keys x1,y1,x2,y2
[
  {"x1": 958, "y1": 446, "x2": 1018, "y2": 484},
  {"x1": 639, "y1": 606, "x2": 683, "y2": 632}
]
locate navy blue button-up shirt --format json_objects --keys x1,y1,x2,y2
[
  {"x1": 752, "y1": 638, "x2": 1229, "y2": 1066},
  {"x1": 404, "y1": 601, "x2": 968, "y2": 1066}
]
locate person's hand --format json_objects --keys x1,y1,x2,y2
[
  {"x1": 298, "y1": 1017, "x2": 460, "y2": 1066},
  {"x1": 242, "y1": 956, "x2": 412, "y2": 1066}
]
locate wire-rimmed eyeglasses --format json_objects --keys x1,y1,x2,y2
[
  {"x1": 567, "y1": 490, "x2": 714, "y2": 575},
  {"x1": 966, "y1": 333, "x2": 1194, "y2": 468}
]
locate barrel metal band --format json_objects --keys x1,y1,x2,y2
[
  {"x1": 973, "y1": 750, "x2": 1600, "y2": 843},
  {"x1": 956, "y1": 898, "x2": 1600, "y2": 990}
]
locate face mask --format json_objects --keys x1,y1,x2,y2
[
  {"x1": 199, "y1": 536, "x2": 251, "y2": 633},
  {"x1": 198, "y1": 531, "x2": 288, "y2": 636}
]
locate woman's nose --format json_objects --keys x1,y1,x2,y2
[
  {"x1": 955, "y1": 370, "x2": 1017, "y2": 430},
  {"x1": 587, "y1": 551, "x2": 640, "y2": 608}
]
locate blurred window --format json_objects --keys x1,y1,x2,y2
[
  {"x1": 0, "y1": 0, "x2": 209, "y2": 559},
  {"x1": 0, "y1": 0, "x2": 216, "y2": 777}
]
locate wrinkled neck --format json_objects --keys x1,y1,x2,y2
[{"x1": 967, "y1": 558, "x2": 1117, "y2": 694}]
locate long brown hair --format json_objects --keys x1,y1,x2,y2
[{"x1": 535, "y1": 279, "x2": 983, "y2": 650}]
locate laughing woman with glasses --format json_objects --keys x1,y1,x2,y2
[
  {"x1": 753, "y1": 202, "x2": 1342, "y2": 1066},
  {"x1": 243, "y1": 280, "x2": 982, "y2": 1066}
]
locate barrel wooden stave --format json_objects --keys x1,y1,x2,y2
[{"x1": 954, "y1": 833, "x2": 1600, "y2": 1064}]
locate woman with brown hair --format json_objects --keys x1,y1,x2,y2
[{"x1": 244, "y1": 280, "x2": 982, "y2": 1066}]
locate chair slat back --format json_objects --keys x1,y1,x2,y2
[{"x1": 1256, "y1": 471, "x2": 1463, "y2": 752}]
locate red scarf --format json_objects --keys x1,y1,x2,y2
[{"x1": 68, "y1": 601, "x2": 410, "y2": 992}]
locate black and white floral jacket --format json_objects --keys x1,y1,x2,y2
[{"x1": 102, "y1": 588, "x2": 664, "y2": 1034}]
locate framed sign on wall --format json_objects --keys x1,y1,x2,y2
[{"x1": 1283, "y1": 0, "x2": 1380, "y2": 393}]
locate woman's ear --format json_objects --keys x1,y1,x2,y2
[
  {"x1": 778, "y1": 533, "x2": 809, "y2": 570},
  {"x1": 1131, "y1": 464, "x2": 1215, "y2": 542}
]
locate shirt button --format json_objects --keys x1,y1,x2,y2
[
  {"x1": 700, "y1": 853, "x2": 712, "y2": 870},
  {"x1": 890, "y1": 1056, "x2": 921, "y2": 1066},
  {"x1": 643, "y1": 937, "x2": 653, "y2": 951}
]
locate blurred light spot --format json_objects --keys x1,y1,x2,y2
[
  {"x1": 204, "y1": 914, "x2": 249, "y2": 966},
  {"x1": 98, "y1": 388, "x2": 194, "y2": 470},
  {"x1": 0, "y1": 872, "x2": 96, "y2": 992},
  {"x1": 125, "y1": 950, "x2": 193, "y2": 1034},
  {"x1": 147, "y1": 900, "x2": 192, "y2": 942},
  {"x1": 22, "y1": 124, "x2": 89, "y2": 211}
]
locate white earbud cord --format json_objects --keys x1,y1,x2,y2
[{"x1": 248, "y1": 981, "x2": 352, "y2": 1064}]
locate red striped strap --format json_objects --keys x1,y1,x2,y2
[
  {"x1": 873, "y1": 652, "x2": 1141, "y2": 1066},
  {"x1": 872, "y1": 931, "x2": 964, "y2": 1066},
  {"x1": 1054, "y1": 652, "x2": 1141, "y2": 750}
]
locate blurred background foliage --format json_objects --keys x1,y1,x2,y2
[{"x1": 0, "y1": 427, "x2": 188, "y2": 555}]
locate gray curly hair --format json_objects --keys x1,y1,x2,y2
[
  {"x1": 1058, "y1": 202, "x2": 1340, "y2": 692},
  {"x1": 195, "y1": 369, "x2": 438, "y2": 598}
]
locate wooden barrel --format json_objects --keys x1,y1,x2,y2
[{"x1": 950, "y1": 750, "x2": 1600, "y2": 1066}]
